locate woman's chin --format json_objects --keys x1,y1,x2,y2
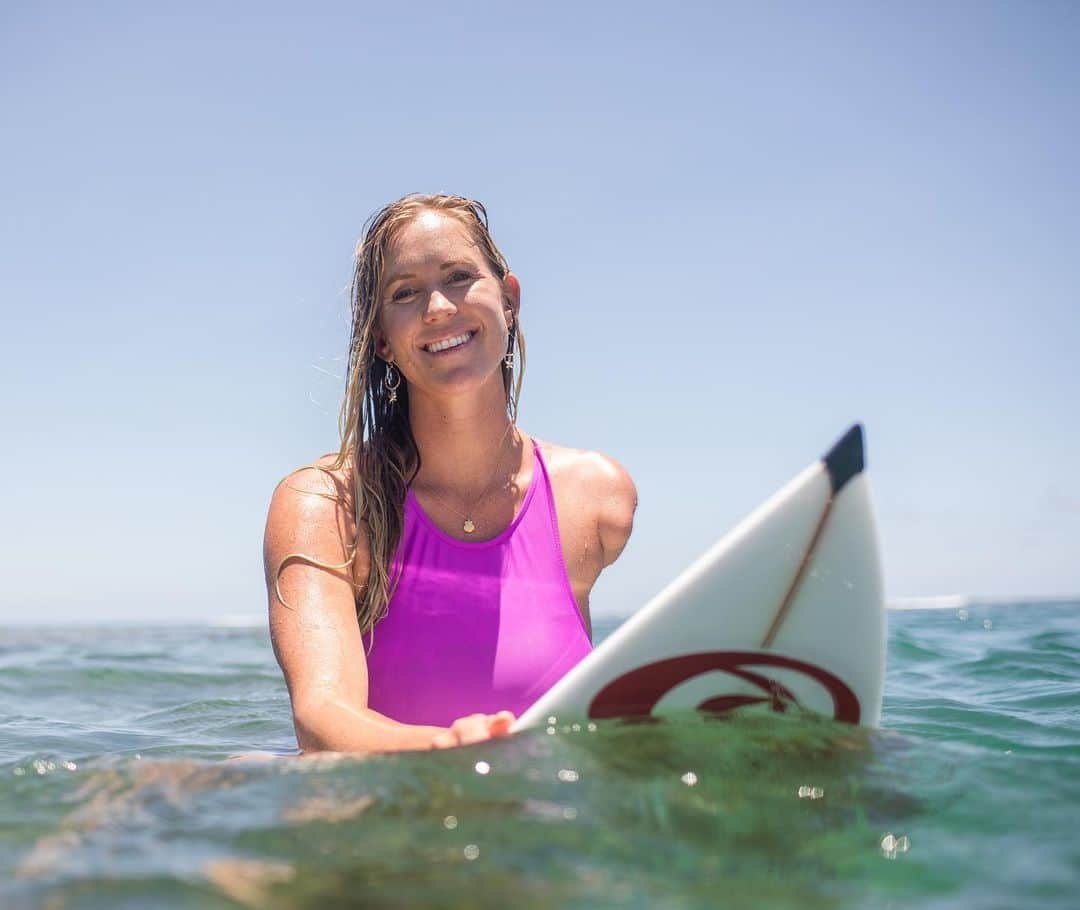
[{"x1": 410, "y1": 364, "x2": 507, "y2": 404}]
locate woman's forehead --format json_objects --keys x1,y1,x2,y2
[{"x1": 384, "y1": 211, "x2": 481, "y2": 268}]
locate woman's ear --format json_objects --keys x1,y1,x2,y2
[
  {"x1": 373, "y1": 320, "x2": 394, "y2": 362},
  {"x1": 503, "y1": 272, "x2": 521, "y2": 324}
]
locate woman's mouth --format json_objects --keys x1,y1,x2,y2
[{"x1": 422, "y1": 331, "x2": 475, "y2": 354}]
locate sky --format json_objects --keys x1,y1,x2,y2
[{"x1": 1, "y1": 1, "x2": 1077, "y2": 625}]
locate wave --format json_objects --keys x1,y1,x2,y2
[
  {"x1": 887, "y1": 595, "x2": 1080, "y2": 611},
  {"x1": 207, "y1": 614, "x2": 266, "y2": 629}
]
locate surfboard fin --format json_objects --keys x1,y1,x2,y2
[{"x1": 823, "y1": 424, "x2": 865, "y2": 495}]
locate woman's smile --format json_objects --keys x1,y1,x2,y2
[{"x1": 422, "y1": 330, "x2": 476, "y2": 354}]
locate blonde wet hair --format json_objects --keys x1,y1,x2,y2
[{"x1": 276, "y1": 194, "x2": 525, "y2": 638}]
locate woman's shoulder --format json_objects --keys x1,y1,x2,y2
[
  {"x1": 269, "y1": 454, "x2": 354, "y2": 513},
  {"x1": 535, "y1": 438, "x2": 637, "y2": 563},
  {"x1": 535, "y1": 439, "x2": 634, "y2": 495},
  {"x1": 266, "y1": 455, "x2": 357, "y2": 544},
  {"x1": 277, "y1": 452, "x2": 352, "y2": 486},
  {"x1": 265, "y1": 453, "x2": 368, "y2": 583}
]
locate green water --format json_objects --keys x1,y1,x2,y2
[{"x1": 1, "y1": 602, "x2": 1077, "y2": 908}]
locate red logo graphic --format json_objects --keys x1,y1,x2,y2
[{"x1": 587, "y1": 651, "x2": 861, "y2": 724}]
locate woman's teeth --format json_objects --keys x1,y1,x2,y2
[{"x1": 424, "y1": 332, "x2": 472, "y2": 353}]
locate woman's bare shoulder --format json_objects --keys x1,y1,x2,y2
[
  {"x1": 536, "y1": 439, "x2": 634, "y2": 492},
  {"x1": 268, "y1": 454, "x2": 353, "y2": 518},
  {"x1": 272, "y1": 453, "x2": 352, "y2": 498},
  {"x1": 535, "y1": 439, "x2": 637, "y2": 564},
  {"x1": 264, "y1": 454, "x2": 367, "y2": 580}
]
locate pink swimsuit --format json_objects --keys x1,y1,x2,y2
[{"x1": 361, "y1": 440, "x2": 592, "y2": 726}]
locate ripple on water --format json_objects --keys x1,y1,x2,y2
[{"x1": 0, "y1": 608, "x2": 1078, "y2": 909}]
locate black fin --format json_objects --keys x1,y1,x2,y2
[{"x1": 823, "y1": 424, "x2": 865, "y2": 494}]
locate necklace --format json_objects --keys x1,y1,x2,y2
[{"x1": 418, "y1": 424, "x2": 518, "y2": 535}]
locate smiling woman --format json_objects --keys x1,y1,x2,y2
[{"x1": 263, "y1": 194, "x2": 637, "y2": 754}]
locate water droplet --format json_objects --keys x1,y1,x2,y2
[
  {"x1": 474, "y1": 761, "x2": 491, "y2": 776},
  {"x1": 63, "y1": 761, "x2": 77, "y2": 772},
  {"x1": 547, "y1": 716, "x2": 557, "y2": 725},
  {"x1": 571, "y1": 723, "x2": 581, "y2": 733},
  {"x1": 13, "y1": 767, "x2": 25, "y2": 777},
  {"x1": 957, "y1": 608, "x2": 969, "y2": 621},
  {"x1": 545, "y1": 726, "x2": 556, "y2": 735},
  {"x1": 562, "y1": 807, "x2": 578, "y2": 820},
  {"x1": 557, "y1": 769, "x2": 579, "y2": 783},
  {"x1": 798, "y1": 785, "x2": 824, "y2": 799},
  {"x1": 681, "y1": 772, "x2": 698, "y2": 787},
  {"x1": 880, "y1": 832, "x2": 909, "y2": 858},
  {"x1": 586, "y1": 723, "x2": 597, "y2": 733},
  {"x1": 982, "y1": 619, "x2": 993, "y2": 630},
  {"x1": 463, "y1": 844, "x2": 480, "y2": 861},
  {"x1": 443, "y1": 815, "x2": 458, "y2": 830}
]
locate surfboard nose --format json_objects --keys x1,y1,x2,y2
[{"x1": 823, "y1": 424, "x2": 865, "y2": 494}]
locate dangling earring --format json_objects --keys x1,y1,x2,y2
[
  {"x1": 504, "y1": 323, "x2": 515, "y2": 371},
  {"x1": 384, "y1": 363, "x2": 401, "y2": 404}
]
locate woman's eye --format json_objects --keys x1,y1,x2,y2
[
  {"x1": 449, "y1": 271, "x2": 474, "y2": 284},
  {"x1": 391, "y1": 287, "x2": 415, "y2": 301}
]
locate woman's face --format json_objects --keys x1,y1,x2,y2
[{"x1": 375, "y1": 210, "x2": 519, "y2": 403}]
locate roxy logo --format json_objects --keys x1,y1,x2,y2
[{"x1": 587, "y1": 651, "x2": 861, "y2": 724}]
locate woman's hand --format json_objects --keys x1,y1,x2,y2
[{"x1": 430, "y1": 711, "x2": 515, "y2": 749}]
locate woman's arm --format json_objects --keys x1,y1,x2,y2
[
  {"x1": 540, "y1": 444, "x2": 638, "y2": 639},
  {"x1": 592, "y1": 454, "x2": 637, "y2": 569},
  {"x1": 263, "y1": 461, "x2": 512, "y2": 753}
]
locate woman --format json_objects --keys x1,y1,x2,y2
[{"x1": 264, "y1": 194, "x2": 636, "y2": 753}]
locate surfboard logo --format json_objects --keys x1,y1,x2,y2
[{"x1": 587, "y1": 651, "x2": 861, "y2": 724}]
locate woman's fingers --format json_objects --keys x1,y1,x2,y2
[
  {"x1": 430, "y1": 712, "x2": 517, "y2": 750},
  {"x1": 430, "y1": 730, "x2": 458, "y2": 749},
  {"x1": 431, "y1": 714, "x2": 486, "y2": 749},
  {"x1": 488, "y1": 711, "x2": 515, "y2": 736}
]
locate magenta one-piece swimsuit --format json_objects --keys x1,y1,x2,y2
[{"x1": 361, "y1": 440, "x2": 593, "y2": 727}]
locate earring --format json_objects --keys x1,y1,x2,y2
[
  {"x1": 504, "y1": 323, "x2": 515, "y2": 370},
  {"x1": 384, "y1": 363, "x2": 401, "y2": 404}
]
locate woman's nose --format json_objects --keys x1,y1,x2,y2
[{"x1": 423, "y1": 289, "x2": 457, "y2": 321}]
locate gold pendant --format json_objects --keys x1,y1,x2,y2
[{"x1": 463, "y1": 518, "x2": 476, "y2": 534}]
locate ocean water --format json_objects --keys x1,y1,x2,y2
[{"x1": 1, "y1": 601, "x2": 1077, "y2": 909}]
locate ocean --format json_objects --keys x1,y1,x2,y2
[{"x1": 1, "y1": 600, "x2": 1077, "y2": 909}]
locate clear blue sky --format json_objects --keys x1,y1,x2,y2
[{"x1": 2, "y1": 1, "x2": 1077, "y2": 624}]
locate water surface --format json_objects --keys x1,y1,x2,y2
[{"x1": 1, "y1": 601, "x2": 1077, "y2": 908}]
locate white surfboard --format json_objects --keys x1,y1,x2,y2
[{"x1": 514, "y1": 424, "x2": 886, "y2": 730}]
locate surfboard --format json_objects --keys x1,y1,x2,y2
[{"x1": 513, "y1": 424, "x2": 886, "y2": 730}]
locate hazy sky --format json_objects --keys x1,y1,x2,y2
[{"x1": 2, "y1": 1, "x2": 1077, "y2": 624}]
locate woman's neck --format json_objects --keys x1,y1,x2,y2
[{"x1": 407, "y1": 381, "x2": 521, "y2": 495}]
